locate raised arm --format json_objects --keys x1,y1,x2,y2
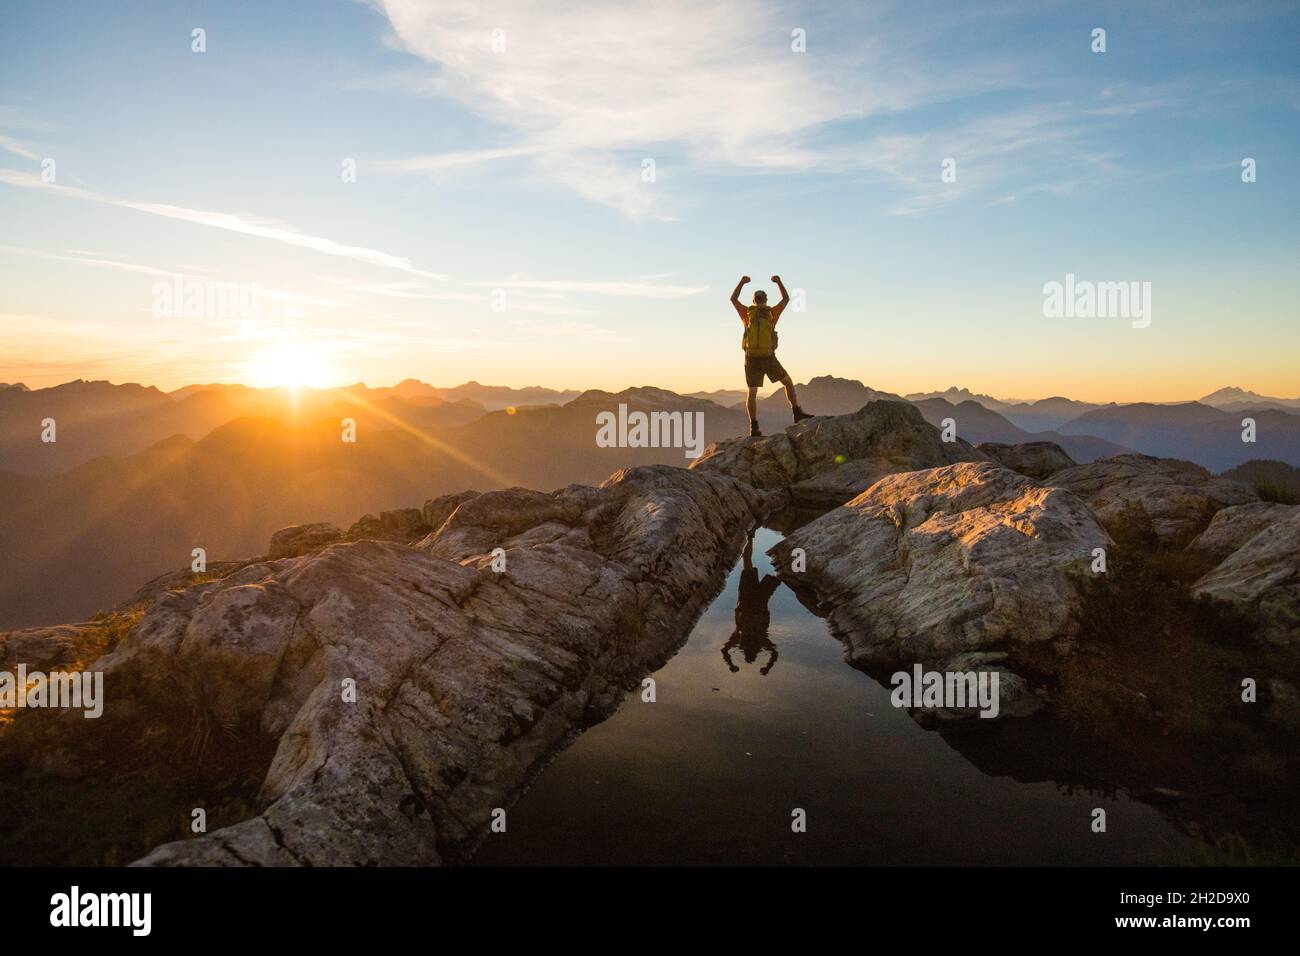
[
  {"x1": 730, "y1": 275, "x2": 751, "y2": 322},
  {"x1": 771, "y1": 274, "x2": 791, "y2": 321}
]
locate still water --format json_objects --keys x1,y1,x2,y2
[{"x1": 472, "y1": 526, "x2": 1193, "y2": 865}]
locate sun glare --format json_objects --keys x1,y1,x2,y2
[{"x1": 243, "y1": 344, "x2": 337, "y2": 389}]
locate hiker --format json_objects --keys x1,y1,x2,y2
[
  {"x1": 721, "y1": 529, "x2": 782, "y2": 676},
  {"x1": 730, "y1": 273, "x2": 812, "y2": 437}
]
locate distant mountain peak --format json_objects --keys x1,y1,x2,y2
[
  {"x1": 1202, "y1": 386, "x2": 1254, "y2": 400},
  {"x1": 570, "y1": 385, "x2": 713, "y2": 409},
  {"x1": 1200, "y1": 386, "x2": 1300, "y2": 409},
  {"x1": 904, "y1": 386, "x2": 1015, "y2": 410}
]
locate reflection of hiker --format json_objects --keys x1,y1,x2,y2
[
  {"x1": 722, "y1": 530, "x2": 782, "y2": 675},
  {"x1": 730, "y1": 274, "x2": 812, "y2": 438}
]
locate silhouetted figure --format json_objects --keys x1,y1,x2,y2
[
  {"x1": 730, "y1": 273, "x2": 812, "y2": 437},
  {"x1": 722, "y1": 530, "x2": 782, "y2": 675}
]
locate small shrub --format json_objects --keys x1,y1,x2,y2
[
  {"x1": 1254, "y1": 480, "x2": 1300, "y2": 505},
  {"x1": 1220, "y1": 459, "x2": 1300, "y2": 505}
]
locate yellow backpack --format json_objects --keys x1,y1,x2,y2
[{"x1": 742, "y1": 304, "x2": 778, "y2": 355}]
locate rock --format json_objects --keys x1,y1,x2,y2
[
  {"x1": 420, "y1": 490, "x2": 480, "y2": 534},
  {"x1": 111, "y1": 464, "x2": 764, "y2": 866},
  {"x1": 345, "y1": 508, "x2": 430, "y2": 543},
  {"x1": 787, "y1": 458, "x2": 926, "y2": 512},
  {"x1": 0, "y1": 624, "x2": 92, "y2": 671},
  {"x1": 419, "y1": 488, "x2": 586, "y2": 562},
  {"x1": 691, "y1": 400, "x2": 986, "y2": 509},
  {"x1": 1187, "y1": 502, "x2": 1295, "y2": 562},
  {"x1": 769, "y1": 461, "x2": 1109, "y2": 666},
  {"x1": 912, "y1": 652, "x2": 1044, "y2": 722},
  {"x1": 1048, "y1": 454, "x2": 1257, "y2": 547},
  {"x1": 977, "y1": 441, "x2": 1075, "y2": 480},
  {"x1": 1265, "y1": 679, "x2": 1300, "y2": 732},
  {"x1": 121, "y1": 561, "x2": 248, "y2": 608},
  {"x1": 940, "y1": 652, "x2": 1044, "y2": 718},
  {"x1": 267, "y1": 522, "x2": 343, "y2": 559},
  {"x1": 1193, "y1": 505, "x2": 1300, "y2": 645}
]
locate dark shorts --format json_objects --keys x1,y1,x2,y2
[{"x1": 744, "y1": 353, "x2": 788, "y2": 388}]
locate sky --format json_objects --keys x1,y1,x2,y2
[{"x1": 1, "y1": 0, "x2": 1297, "y2": 402}]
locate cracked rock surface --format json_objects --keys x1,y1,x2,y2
[
  {"x1": 117, "y1": 465, "x2": 763, "y2": 865},
  {"x1": 1047, "y1": 454, "x2": 1256, "y2": 547},
  {"x1": 691, "y1": 400, "x2": 984, "y2": 508},
  {"x1": 768, "y1": 461, "x2": 1110, "y2": 667},
  {"x1": 977, "y1": 441, "x2": 1075, "y2": 480},
  {"x1": 1193, "y1": 504, "x2": 1300, "y2": 646}
]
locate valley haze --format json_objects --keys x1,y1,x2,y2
[{"x1": 1, "y1": 374, "x2": 1297, "y2": 630}]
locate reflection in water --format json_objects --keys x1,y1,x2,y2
[
  {"x1": 472, "y1": 526, "x2": 1196, "y2": 866},
  {"x1": 722, "y1": 530, "x2": 781, "y2": 675}
]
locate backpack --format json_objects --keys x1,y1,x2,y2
[{"x1": 742, "y1": 304, "x2": 778, "y2": 355}]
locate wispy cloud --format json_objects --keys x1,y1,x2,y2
[
  {"x1": 0, "y1": 246, "x2": 347, "y2": 308},
  {"x1": 470, "y1": 278, "x2": 708, "y2": 298},
  {"x1": 0, "y1": 133, "x2": 40, "y2": 162},
  {"x1": 0, "y1": 169, "x2": 445, "y2": 279},
  {"x1": 373, "y1": 144, "x2": 549, "y2": 174},
  {"x1": 369, "y1": 0, "x2": 879, "y2": 218},
  {"x1": 366, "y1": 1, "x2": 1216, "y2": 220},
  {"x1": 854, "y1": 107, "x2": 1086, "y2": 216},
  {"x1": 0, "y1": 244, "x2": 176, "y2": 278},
  {"x1": 314, "y1": 275, "x2": 481, "y2": 301}
]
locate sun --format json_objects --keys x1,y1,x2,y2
[{"x1": 243, "y1": 344, "x2": 337, "y2": 389}]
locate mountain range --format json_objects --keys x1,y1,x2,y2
[
  {"x1": 0, "y1": 385, "x2": 745, "y2": 627},
  {"x1": 1, "y1": 375, "x2": 1296, "y2": 628}
]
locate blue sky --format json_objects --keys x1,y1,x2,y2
[{"x1": 1, "y1": 0, "x2": 1297, "y2": 400}]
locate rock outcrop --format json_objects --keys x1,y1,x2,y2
[
  {"x1": 1187, "y1": 502, "x2": 1295, "y2": 562},
  {"x1": 122, "y1": 561, "x2": 249, "y2": 608},
  {"x1": 421, "y1": 490, "x2": 481, "y2": 535},
  {"x1": 115, "y1": 465, "x2": 764, "y2": 866},
  {"x1": 769, "y1": 461, "x2": 1109, "y2": 667},
  {"x1": 1193, "y1": 504, "x2": 1300, "y2": 645},
  {"x1": 267, "y1": 522, "x2": 343, "y2": 559},
  {"x1": 0, "y1": 624, "x2": 92, "y2": 671},
  {"x1": 1047, "y1": 454, "x2": 1257, "y2": 547},
  {"x1": 977, "y1": 441, "x2": 1075, "y2": 480},
  {"x1": 691, "y1": 400, "x2": 985, "y2": 508},
  {"x1": 419, "y1": 487, "x2": 585, "y2": 561},
  {"x1": 345, "y1": 509, "x2": 429, "y2": 543}
]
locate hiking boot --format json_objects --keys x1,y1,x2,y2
[
  {"x1": 792, "y1": 407, "x2": 813, "y2": 423},
  {"x1": 749, "y1": 422, "x2": 762, "y2": 438}
]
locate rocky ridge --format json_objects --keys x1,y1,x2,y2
[
  {"x1": 121, "y1": 465, "x2": 765, "y2": 865},
  {"x1": 2, "y1": 401, "x2": 1295, "y2": 864},
  {"x1": 1046, "y1": 454, "x2": 1257, "y2": 547},
  {"x1": 691, "y1": 400, "x2": 985, "y2": 507},
  {"x1": 767, "y1": 460, "x2": 1110, "y2": 718}
]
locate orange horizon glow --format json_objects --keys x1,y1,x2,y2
[{"x1": 2, "y1": 368, "x2": 1296, "y2": 408}]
